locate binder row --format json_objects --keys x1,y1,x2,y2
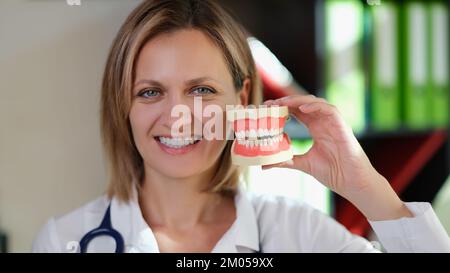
[{"x1": 324, "y1": 0, "x2": 449, "y2": 133}]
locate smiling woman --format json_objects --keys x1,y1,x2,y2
[
  {"x1": 32, "y1": 0, "x2": 450, "y2": 253},
  {"x1": 101, "y1": 1, "x2": 261, "y2": 204}
]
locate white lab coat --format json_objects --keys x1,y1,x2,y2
[{"x1": 32, "y1": 186, "x2": 450, "y2": 253}]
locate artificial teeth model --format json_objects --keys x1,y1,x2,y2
[{"x1": 227, "y1": 106, "x2": 293, "y2": 166}]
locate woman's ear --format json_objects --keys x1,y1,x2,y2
[{"x1": 238, "y1": 78, "x2": 251, "y2": 106}]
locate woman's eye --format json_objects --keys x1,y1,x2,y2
[
  {"x1": 139, "y1": 89, "x2": 160, "y2": 98},
  {"x1": 191, "y1": 87, "x2": 216, "y2": 96}
]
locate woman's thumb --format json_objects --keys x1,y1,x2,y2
[{"x1": 262, "y1": 154, "x2": 310, "y2": 174}]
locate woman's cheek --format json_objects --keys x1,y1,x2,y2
[{"x1": 130, "y1": 107, "x2": 154, "y2": 149}]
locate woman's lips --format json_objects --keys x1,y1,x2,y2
[{"x1": 155, "y1": 136, "x2": 201, "y2": 155}]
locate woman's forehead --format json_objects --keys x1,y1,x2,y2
[{"x1": 134, "y1": 29, "x2": 233, "y2": 85}]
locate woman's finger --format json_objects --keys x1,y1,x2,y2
[
  {"x1": 283, "y1": 101, "x2": 339, "y2": 130},
  {"x1": 262, "y1": 159, "x2": 294, "y2": 170},
  {"x1": 263, "y1": 95, "x2": 326, "y2": 109},
  {"x1": 298, "y1": 101, "x2": 355, "y2": 142},
  {"x1": 263, "y1": 99, "x2": 275, "y2": 105},
  {"x1": 299, "y1": 102, "x2": 336, "y2": 116},
  {"x1": 268, "y1": 95, "x2": 332, "y2": 124},
  {"x1": 262, "y1": 154, "x2": 311, "y2": 175},
  {"x1": 274, "y1": 95, "x2": 328, "y2": 108}
]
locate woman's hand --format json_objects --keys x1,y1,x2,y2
[
  {"x1": 263, "y1": 95, "x2": 413, "y2": 221},
  {"x1": 263, "y1": 95, "x2": 372, "y2": 197}
]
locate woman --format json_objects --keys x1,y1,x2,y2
[{"x1": 33, "y1": 0, "x2": 450, "y2": 253}]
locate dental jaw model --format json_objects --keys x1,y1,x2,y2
[{"x1": 227, "y1": 106, "x2": 293, "y2": 166}]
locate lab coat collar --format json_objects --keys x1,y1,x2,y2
[
  {"x1": 110, "y1": 184, "x2": 260, "y2": 253},
  {"x1": 232, "y1": 186, "x2": 260, "y2": 252}
]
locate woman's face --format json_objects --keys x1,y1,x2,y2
[{"x1": 129, "y1": 29, "x2": 248, "y2": 180}]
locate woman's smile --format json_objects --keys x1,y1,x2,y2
[{"x1": 154, "y1": 135, "x2": 202, "y2": 155}]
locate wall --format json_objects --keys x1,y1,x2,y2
[{"x1": 0, "y1": 0, "x2": 141, "y2": 252}]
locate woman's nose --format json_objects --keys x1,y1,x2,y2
[{"x1": 159, "y1": 94, "x2": 195, "y2": 132}]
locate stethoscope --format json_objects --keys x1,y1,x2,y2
[{"x1": 79, "y1": 204, "x2": 125, "y2": 253}]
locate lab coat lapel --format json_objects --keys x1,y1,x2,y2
[{"x1": 233, "y1": 188, "x2": 260, "y2": 252}]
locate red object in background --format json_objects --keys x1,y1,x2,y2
[
  {"x1": 335, "y1": 130, "x2": 449, "y2": 236},
  {"x1": 258, "y1": 65, "x2": 291, "y2": 100},
  {"x1": 257, "y1": 65, "x2": 306, "y2": 100}
]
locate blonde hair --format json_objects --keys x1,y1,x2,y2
[{"x1": 101, "y1": 0, "x2": 262, "y2": 202}]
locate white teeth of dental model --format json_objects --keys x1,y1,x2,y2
[
  {"x1": 235, "y1": 128, "x2": 283, "y2": 140},
  {"x1": 241, "y1": 134, "x2": 284, "y2": 148},
  {"x1": 159, "y1": 137, "x2": 196, "y2": 148},
  {"x1": 257, "y1": 129, "x2": 263, "y2": 137}
]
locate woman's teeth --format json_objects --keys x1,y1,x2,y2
[{"x1": 158, "y1": 136, "x2": 199, "y2": 148}]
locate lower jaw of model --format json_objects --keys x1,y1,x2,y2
[{"x1": 227, "y1": 106, "x2": 293, "y2": 166}]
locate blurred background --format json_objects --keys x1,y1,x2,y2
[{"x1": 0, "y1": 0, "x2": 449, "y2": 252}]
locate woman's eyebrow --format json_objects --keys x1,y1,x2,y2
[
  {"x1": 134, "y1": 77, "x2": 223, "y2": 87},
  {"x1": 185, "y1": 76, "x2": 222, "y2": 86},
  {"x1": 134, "y1": 79, "x2": 163, "y2": 87}
]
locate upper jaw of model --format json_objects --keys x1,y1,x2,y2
[{"x1": 227, "y1": 106, "x2": 293, "y2": 166}]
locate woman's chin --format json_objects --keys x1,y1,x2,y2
[{"x1": 148, "y1": 163, "x2": 207, "y2": 179}]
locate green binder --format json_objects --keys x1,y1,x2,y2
[
  {"x1": 324, "y1": 0, "x2": 366, "y2": 133},
  {"x1": 428, "y1": 1, "x2": 449, "y2": 128},
  {"x1": 369, "y1": 2, "x2": 401, "y2": 131},
  {"x1": 401, "y1": 1, "x2": 432, "y2": 129}
]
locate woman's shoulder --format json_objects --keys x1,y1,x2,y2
[{"x1": 32, "y1": 195, "x2": 110, "y2": 253}]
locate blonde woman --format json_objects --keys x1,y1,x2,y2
[{"x1": 33, "y1": 0, "x2": 450, "y2": 253}]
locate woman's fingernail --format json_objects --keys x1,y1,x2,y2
[{"x1": 299, "y1": 104, "x2": 309, "y2": 111}]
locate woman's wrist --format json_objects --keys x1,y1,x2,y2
[{"x1": 342, "y1": 170, "x2": 414, "y2": 221}]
